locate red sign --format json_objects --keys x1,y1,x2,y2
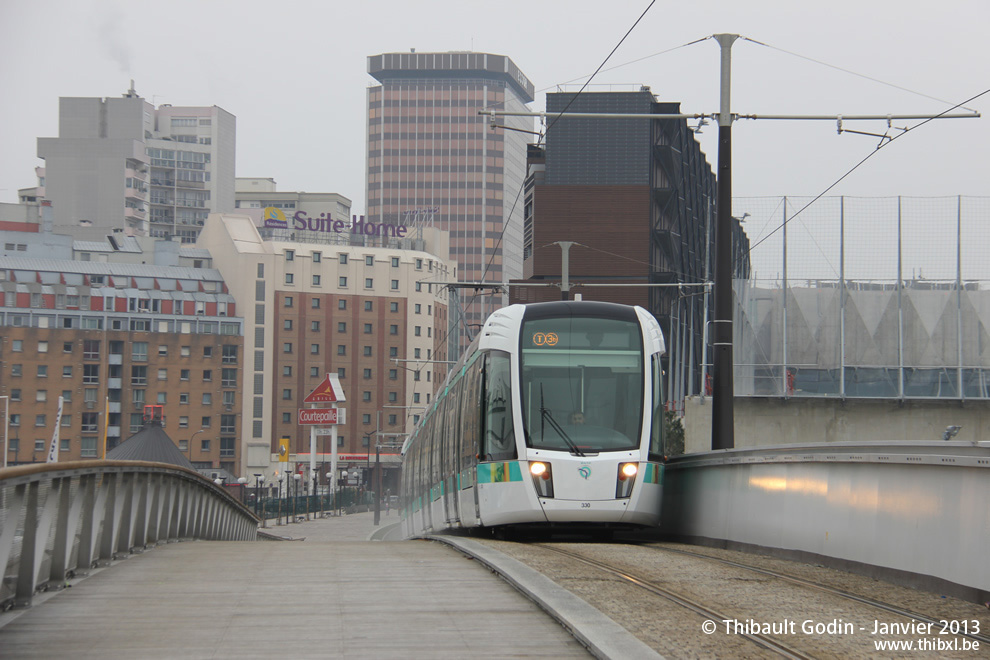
[
  {"x1": 304, "y1": 373, "x2": 346, "y2": 403},
  {"x1": 298, "y1": 408, "x2": 344, "y2": 425}
]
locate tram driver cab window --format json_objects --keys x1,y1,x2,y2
[{"x1": 481, "y1": 351, "x2": 516, "y2": 461}]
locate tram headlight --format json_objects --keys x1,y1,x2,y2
[
  {"x1": 529, "y1": 461, "x2": 554, "y2": 498},
  {"x1": 616, "y1": 462, "x2": 638, "y2": 498}
]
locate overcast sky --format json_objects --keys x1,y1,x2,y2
[{"x1": 1, "y1": 0, "x2": 987, "y2": 223}]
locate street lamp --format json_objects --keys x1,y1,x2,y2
[
  {"x1": 292, "y1": 473, "x2": 301, "y2": 523},
  {"x1": 237, "y1": 476, "x2": 248, "y2": 504},
  {"x1": 276, "y1": 473, "x2": 285, "y2": 526},
  {"x1": 1, "y1": 395, "x2": 8, "y2": 469},
  {"x1": 188, "y1": 428, "x2": 206, "y2": 462},
  {"x1": 253, "y1": 473, "x2": 264, "y2": 523},
  {"x1": 340, "y1": 469, "x2": 348, "y2": 516},
  {"x1": 326, "y1": 471, "x2": 334, "y2": 516}
]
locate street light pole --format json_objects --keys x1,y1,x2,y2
[
  {"x1": 1, "y1": 395, "x2": 8, "y2": 469},
  {"x1": 373, "y1": 442, "x2": 381, "y2": 526}
]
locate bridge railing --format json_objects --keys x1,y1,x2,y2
[{"x1": 0, "y1": 460, "x2": 258, "y2": 609}]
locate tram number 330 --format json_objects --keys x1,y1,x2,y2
[{"x1": 580, "y1": 502, "x2": 591, "y2": 508}]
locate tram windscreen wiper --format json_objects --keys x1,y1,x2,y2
[{"x1": 540, "y1": 384, "x2": 585, "y2": 457}]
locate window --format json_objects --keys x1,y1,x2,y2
[
  {"x1": 12, "y1": 340, "x2": 22, "y2": 352},
  {"x1": 283, "y1": 343, "x2": 293, "y2": 353},
  {"x1": 36, "y1": 364, "x2": 49, "y2": 377},
  {"x1": 180, "y1": 369, "x2": 190, "y2": 380},
  {"x1": 203, "y1": 346, "x2": 213, "y2": 358},
  {"x1": 131, "y1": 366, "x2": 147, "y2": 385},
  {"x1": 202, "y1": 393, "x2": 212, "y2": 405},
  {"x1": 63, "y1": 342, "x2": 73, "y2": 353},
  {"x1": 388, "y1": 392, "x2": 398, "y2": 403},
  {"x1": 222, "y1": 345, "x2": 237, "y2": 364},
  {"x1": 310, "y1": 344, "x2": 319, "y2": 355},
  {"x1": 415, "y1": 282, "x2": 422, "y2": 292},
  {"x1": 157, "y1": 392, "x2": 167, "y2": 404},
  {"x1": 339, "y1": 276, "x2": 347, "y2": 287},
  {"x1": 282, "y1": 389, "x2": 292, "y2": 400},
  {"x1": 312, "y1": 275, "x2": 321, "y2": 286},
  {"x1": 365, "y1": 256, "x2": 374, "y2": 266},
  {"x1": 339, "y1": 253, "x2": 348, "y2": 265},
  {"x1": 202, "y1": 416, "x2": 211, "y2": 428},
  {"x1": 201, "y1": 439, "x2": 211, "y2": 452},
  {"x1": 311, "y1": 321, "x2": 320, "y2": 331},
  {"x1": 80, "y1": 413, "x2": 98, "y2": 432},
  {"x1": 311, "y1": 298, "x2": 321, "y2": 309},
  {"x1": 364, "y1": 323, "x2": 373, "y2": 334},
  {"x1": 363, "y1": 368, "x2": 372, "y2": 379},
  {"x1": 284, "y1": 319, "x2": 293, "y2": 330},
  {"x1": 415, "y1": 258, "x2": 423, "y2": 270},
  {"x1": 83, "y1": 340, "x2": 100, "y2": 359},
  {"x1": 181, "y1": 346, "x2": 190, "y2": 357},
  {"x1": 338, "y1": 299, "x2": 346, "y2": 310},
  {"x1": 414, "y1": 371, "x2": 421, "y2": 382},
  {"x1": 203, "y1": 369, "x2": 212, "y2": 381},
  {"x1": 221, "y1": 415, "x2": 237, "y2": 433},
  {"x1": 282, "y1": 412, "x2": 291, "y2": 423},
  {"x1": 257, "y1": 263, "x2": 265, "y2": 278},
  {"x1": 337, "y1": 345, "x2": 346, "y2": 356},
  {"x1": 363, "y1": 346, "x2": 372, "y2": 357},
  {"x1": 179, "y1": 416, "x2": 189, "y2": 428},
  {"x1": 415, "y1": 304, "x2": 421, "y2": 314},
  {"x1": 390, "y1": 325, "x2": 398, "y2": 335},
  {"x1": 179, "y1": 393, "x2": 189, "y2": 404},
  {"x1": 391, "y1": 280, "x2": 399, "y2": 290},
  {"x1": 61, "y1": 390, "x2": 71, "y2": 402},
  {"x1": 364, "y1": 301, "x2": 373, "y2": 311},
  {"x1": 222, "y1": 368, "x2": 237, "y2": 387},
  {"x1": 11, "y1": 364, "x2": 21, "y2": 376},
  {"x1": 283, "y1": 366, "x2": 292, "y2": 376},
  {"x1": 158, "y1": 368, "x2": 168, "y2": 380},
  {"x1": 414, "y1": 348, "x2": 421, "y2": 359},
  {"x1": 37, "y1": 390, "x2": 47, "y2": 402},
  {"x1": 311, "y1": 366, "x2": 320, "y2": 377},
  {"x1": 391, "y1": 257, "x2": 399, "y2": 267},
  {"x1": 389, "y1": 347, "x2": 398, "y2": 358},
  {"x1": 10, "y1": 389, "x2": 20, "y2": 401},
  {"x1": 36, "y1": 415, "x2": 46, "y2": 427},
  {"x1": 338, "y1": 322, "x2": 347, "y2": 333},
  {"x1": 388, "y1": 414, "x2": 397, "y2": 426},
  {"x1": 389, "y1": 369, "x2": 397, "y2": 380},
  {"x1": 365, "y1": 278, "x2": 373, "y2": 288},
  {"x1": 285, "y1": 249, "x2": 295, "y2": 261},
  {"x1": 132, "y1": 342, "x2": 148, "y2": 361},
  {"x1": 362, "y1": 414, "x2": 371, "y2": 424},
  {"x1": 38, "y1": 341, "x2": 49, "y2": 353},
  {"x1": 133, "y1": 389, "x2": 146, "y2": 405},
  {"x1": 9, "y1": 414, "x2": 20, "y2": 426},
  {"x1": 415, "y1": 326, "x2": 421, "y2": 337},
  {"x1": 312, "y1": 251, "x2": 322, "y2": 263},
  {"x1": 285, "y1": 296, "x2": 293, "y2": 307},
  {"x1": 63, "y1": 366, "x2": 72, "y2": 377},
  {"x1": 390, "y1": 302, "x2": 398, "y2": 312},
  {"x1": 337, "y1": 367, "x2": 346, "y2": 378},
  {"x1": 285, "y1": 273, "x2": 294, "y2": 285}
]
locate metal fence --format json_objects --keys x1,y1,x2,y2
[
  {"x1": 730, "y1": 196, "x2": 990, "y2": 399},
  {"x1": 0, "y1": 461, "x2": 258, "y2": 609}
]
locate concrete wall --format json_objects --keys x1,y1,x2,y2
[
  {"x1": 660, "y1": 443, "x2": 990, "y2": 602},
  {"x1": 683, "y1": 395, "x2": 990, "y2": 454}
]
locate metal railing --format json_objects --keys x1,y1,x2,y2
[{"x1": 0, "y1": 461, "x2": 258, "y2": 609}]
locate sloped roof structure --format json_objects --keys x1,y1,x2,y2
[{"x1": 106, "y1": 423, "x2": 194, "y2": 470}]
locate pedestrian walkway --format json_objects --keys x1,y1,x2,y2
[{"x1": 0, "y1": 510, "x2": 593, "y2": 659}]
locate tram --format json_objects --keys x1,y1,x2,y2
[{"x1": 400, "y1": 300, "x2": 668, "y2": 537}]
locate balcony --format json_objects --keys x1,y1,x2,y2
[
  {"x1": 108, "y1": 402, "x2": 121, "y2": 413},
  {"x1": 108, "y1": 378, "x2": 122, "y2": 389},
  {"x1": 107, "y1": 426, "x2": 121, "y2": 437},
  {"x1": 108, "y1": 354, "x2": 122, "y2": 366}
]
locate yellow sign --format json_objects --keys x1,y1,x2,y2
[{"x1": 278, "y1": 437, "x2": 290, "y2": 461}]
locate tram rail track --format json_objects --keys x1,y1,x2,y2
[
  {"x1": 532, "y1": 543, "x2": 816, "y2": 660},
  {"x1": 640, "y1": 543, "x2": 990, "y2": 647}
]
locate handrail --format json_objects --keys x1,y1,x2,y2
[{"x1": 0, "y1": 461, "x2": 258, "y2": 609}]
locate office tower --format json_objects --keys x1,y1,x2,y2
[
  {"x1": 366, "y1": 52, "x2": 534, "y2": 355},
  {"x1": 37, "y1": 84, "x2": 235, "y2": 243}
]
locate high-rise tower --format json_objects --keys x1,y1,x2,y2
[{"x1": 366, "y1": 52, "x2": 534, "y2": 355}]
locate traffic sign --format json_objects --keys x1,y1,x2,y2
[
  {"x1": 303, "y1": 373, "x2": 346, "y2": 403},
  {"x1": 298, "y1": 408, "x2": 346, "y2": 425}
]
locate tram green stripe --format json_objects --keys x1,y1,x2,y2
[{"x1": 477, "y1": 462, "x2": 524, "y2": 484}]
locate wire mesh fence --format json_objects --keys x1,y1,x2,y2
[{"x1": 730, "y1": 195, "x2": 990, "y2": 399}]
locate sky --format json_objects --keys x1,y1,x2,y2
[{"x1": 1, "y1": 0, "x2": 987, "y2": 227}]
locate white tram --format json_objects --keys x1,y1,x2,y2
[{"x1": 400, "y1": 300, "x2": 668, "y2": 537}]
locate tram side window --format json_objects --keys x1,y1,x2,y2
[
  {"x1": 649, "y1": 354, "x2": 665, "y2": 460},
  {"x1": 461, "y1": 355, "x2": 483, "y2": 472},
  {"x1": 482, "y1": 351, "x2": 516, "y2": 461}
]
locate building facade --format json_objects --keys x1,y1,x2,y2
[
  {"x1": 234, "y1": 178, "x2": 352, "y2": 244},
  {"x1": 196, "y1": 212, "x2": 454, "y2": 491},
  {"x1": 36, "y1": 85, "x2": 235, "y2": 243},
  {"x1": 511, "y1": 90, "x2": 750, "y2": 407},
  {"x1": 0, "y1": 256, "x2": 244, "y2": 472},
  {"x1": 366, "y1": 52, "x2": 534, "y2": 355}
]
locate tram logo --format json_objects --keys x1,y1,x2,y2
[
  {"x1": 532, "y1": 332, "x2": 559, "y2": 346},
  {"x1": 578, "y1": 466, "x2": 592, "y2": 480}
]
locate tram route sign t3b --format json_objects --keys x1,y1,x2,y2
[{"x1": 304, "y1": 373, "x2": 346, "y2": 404}]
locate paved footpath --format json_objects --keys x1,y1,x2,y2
[{"x1": 0, "y1": 511, "x2": 592, "y2": 659}]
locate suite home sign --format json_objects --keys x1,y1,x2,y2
[{"x1": 263, "y1": 207, "x2": 410, "y2": 239}]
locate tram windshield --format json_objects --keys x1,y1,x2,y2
[{"x1": 520, "y1": 315, "x2": 643, "y2": 453}]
